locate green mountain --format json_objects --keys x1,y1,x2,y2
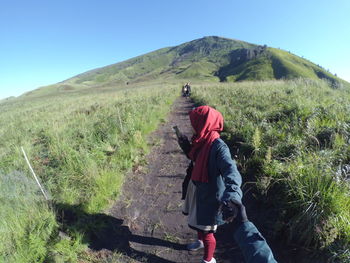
[
  {"x1": 24, "y1": 36, "x2": 348, "y2": 96},
  {"x1": 0, "y1": 96, "x2": 16, "y2": 103}
]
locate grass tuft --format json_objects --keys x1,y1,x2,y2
[
  {"x1": 191, "y1": 79, "x2": 350, "y2": 261},
  {"x1": 0, "y1": 83, "x2": 178, "y2": 262}
]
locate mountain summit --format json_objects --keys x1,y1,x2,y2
[{"x1": 27, "y1": 36, "x2": 347, "y2": 96}]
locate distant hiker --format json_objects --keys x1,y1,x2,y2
[
  {"x1": 176, "y1": 106, "x2": 276, "y2": 263},
  {"x1": 182, "y1": 82, "x2": 191, "y2": 97}
]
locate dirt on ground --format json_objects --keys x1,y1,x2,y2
[
  {"x1": 95, "y1": 97, "x2": 243, "y2": 263},
  {"x1": 83, "y1": 97, "x2": 325, "y2": 263}
]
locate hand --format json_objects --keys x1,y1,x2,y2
[
  {"x1": 221, "y1": 200, "x2": 248, "y2": 224},
  {"x1": 178, "y1": 134, "x2": 189, "y2": 143},
  {"x1": 221, "y1": 201, "x2": 239, "y2": 222},
  {"x1": 177, "y1": 135, "x2": 191, "y2": 155}
]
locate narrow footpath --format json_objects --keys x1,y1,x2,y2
[
  {"x1": 107, "y1": 97, "x2": 246, "y2": 263},
  {"x1": 85, "y1": 97, "x2": 326, "y2": 263}
]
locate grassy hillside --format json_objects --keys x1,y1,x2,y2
[
  {"x1": 191, "y1": 79, "x2": 350, "y2": 262},
  {"x1": 3, "y1": 77, "x2": 350, "y2": 262},
  {"x1": 23, "y1": 37, "x2": 253, "y2": 97},
  {"x1": 23, "y1": 36, "x2": 348, "y2": 98},
  {"x1": 3, "y1": 35, "x2": 350, "y2": 262},
  {"x1": 0, "y1": 83, "x2": 178, "y2": 262},
  {"x1": 217, "y1": 47, "x2": 347, "y2": 87}
]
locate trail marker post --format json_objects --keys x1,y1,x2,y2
[{"x1": 21, "y1": 146, "x2": 49, "y2": 201}]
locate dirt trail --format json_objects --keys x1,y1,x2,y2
[
  {"x1": 56, "y1": 97, "x2": 327, "y2": 262},
  {"x1": 87, "y1": 97, "x2": 327, "y2": 263},
  {"x1": 105, "y1": 97, "x2": 246, "y2": 263}
]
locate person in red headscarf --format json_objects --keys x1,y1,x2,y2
[{"x1": 177, "y1": 106, "x2": 243, "y2": 263}]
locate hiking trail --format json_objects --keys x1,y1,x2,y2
[
  {"x1": 87, "y1": 97, "x2": 322, "y2": 263},
  {"x1": 94, "y1": 97, "x2": 243, "y2": 263}
]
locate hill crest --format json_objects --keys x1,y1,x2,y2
[{"x1": 23, "y1": 36, "x2": 348, "y2": 97}]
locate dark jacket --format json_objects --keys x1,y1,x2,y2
[
  {"x1": 195, "y1": 138, "x2": 242, "y2": 226},
  {"x1": 234, "y1": 222, "x2": 278, "y2": 263}
]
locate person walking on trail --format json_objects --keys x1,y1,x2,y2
[
  {"x1": 177, "y1": 105, "x2": 241, "y2": 263},
  {"x1": 182, "y1": 82, "x2": 191, "y2": 97},
  {"x1": 176, "y1": 105, "x2": 277, "y2": 263}
]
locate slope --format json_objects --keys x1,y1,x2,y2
[
  {"x1": 216, "y1": 47, "x2": 347, "y2": 88},
  {"x1": 22, "y1": 36, "x2": 349, "y2": 98}
]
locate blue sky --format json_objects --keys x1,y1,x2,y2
[{"x1": 1, "y1": 0, "x2": 349, "y2": 99}]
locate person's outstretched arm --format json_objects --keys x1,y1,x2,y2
[
  {"x1": 233, "y1": 221, "x2": 277, "y2": 263},
  {"x1": 223, "y1": 202, "x2": 278, "y2": 263}
]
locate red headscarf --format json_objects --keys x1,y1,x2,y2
[{"x1": 188, "y1": 106, "x2": 224, "y2": 182}]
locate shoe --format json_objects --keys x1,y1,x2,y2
[
  {"x1": 201, "y1": 258, "x2": 216, "y2": 263},
  {"x1": 186, "y1": 239, "x2": 204, "y2": 251}
]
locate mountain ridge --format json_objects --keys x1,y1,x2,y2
[{"x1": 23, "y1": 36, "x2": 349, "y2": 97}]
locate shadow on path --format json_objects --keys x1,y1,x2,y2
[{"x1": 55, "y1": 203, "x2": 185, "y2": 263}]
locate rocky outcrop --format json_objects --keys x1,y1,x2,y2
[
  {"x1": 215, "y1": 45, "x2": 268, "y2": 81},
  {"x1": 229, "y1": 45, "x2": 267, "y2": 66}
]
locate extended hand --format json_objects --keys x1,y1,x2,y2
[
  {"x1": 221, "y1": 200, "x2": 248, "y2": 224},
  {"x1": 178, "y1": 135, "x2": 191, "y2": 155}
]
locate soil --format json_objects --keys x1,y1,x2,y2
[
  {"x1": 82, "y1": 97, "x2": 326, "y2": 263},
  {"x1": 97, "y1": 97, "x2": 242, "y2": 263}
]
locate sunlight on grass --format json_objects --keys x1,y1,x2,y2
[
  {"x1": 191, "y1": 78, "x2": 350, "y2": 261},
  {"x1": 0, "y1": 83, "x2": 178, "y2": 262}
]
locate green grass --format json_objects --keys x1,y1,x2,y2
[
  {"x1": 218, "y1": 47, "x2": 347, "y2": 88},
  {"x1": 191, "y1": 79, "x2": 350, "y2": 261},
  {"x1": 23, "y1": 37, "x2": 349, "y2": 100},
  {"x1": 20, "y1": 37, "x2": 257, "y2": 98},
  {"x1": 0, "y1": 171, "x2": 57, "y2": 263},
  {"x1": 0, "y1": 83, "x2": 178, "y2": 262},
  {"x1": 224, "y1": 55, "x2": 275, "y2": 81}
]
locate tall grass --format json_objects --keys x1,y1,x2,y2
[
  {"x1": 191, "y1": 79, "x2": 350, "y2": 261},
  {"x1": 0, "y1": 171, "x2": 57, "y2": 262},
  {"x1": 0, "y1": 83, "x2": 178, "y2": 262}
]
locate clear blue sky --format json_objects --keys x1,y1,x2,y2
[{"x1": 1, "y1": 0, "x2": 349, "y2": 99}]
